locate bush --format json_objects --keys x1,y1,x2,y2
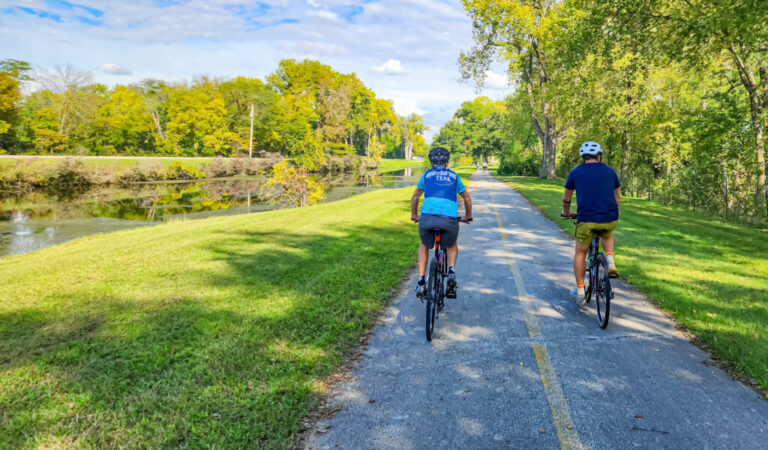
[
  {"x1": 46, "y1": 159, "x2": 94, "y2": 187},
  {"x1": 498, "y1": 148, "x2": 540, "y2": 176},
  {"x1": 118, "y1": 162, "x2": 165, "y2": 184},
  {"x1": 164, "y1": 161, "x2": 207, "y2": 181}
]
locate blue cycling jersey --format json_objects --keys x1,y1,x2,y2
[{"x1": 417, "y1": 167, "x2": 466, "y2": 218}]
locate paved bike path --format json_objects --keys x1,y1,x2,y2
[{"x1": 306, "y1": 171, "x2": 768, "y2": 449}]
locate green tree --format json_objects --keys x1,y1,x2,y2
[
  {"x1": 165, "y1": 83, "x2": 235, "y2": 156},
  {"x1": 460, "y1": 0, "x2": 573, "y2": 178}
]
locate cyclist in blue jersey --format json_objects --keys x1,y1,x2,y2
[{"x1": 411, "y1": 147, "x2": 473, "y2": 299}]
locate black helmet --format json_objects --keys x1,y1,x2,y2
[{"x1": 428, "y1": 147, "x2": 450, "y2": 166}]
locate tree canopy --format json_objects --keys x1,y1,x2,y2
[
  {"x1": 452, "y1": 0, "x2": 768, "y2": 223},
  {"x1": 0, "y1": 59, "x2": 426, "y2": 170}
]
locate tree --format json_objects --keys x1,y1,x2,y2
[
  {"x1": 460, "y1": 0, "x2": 572, "y2": 178},
  {"x1": 165, "y1": 83, "x2": 235, "y2": 156},
  {"x1": 597, "y1": 0, "x2": 768, "y2": 216},
  {"x1": 218, "y1": 76, "x2": 277, "y2": 155},
  {"x1": 93, "y1": 86, "x2": 154, "y2": 154},
  {"x1": 36, "y1": 65, "x2": 97, "y2": 137},
  {"x1": 0, "y1": 59, "x2": 31, "y2": 150}
]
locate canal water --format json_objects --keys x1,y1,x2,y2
[{"x1": 0, "y1": 167, "x2": 423, "y2": 257}]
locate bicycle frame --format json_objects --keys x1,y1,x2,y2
[{"x1": 433, "y1": 235, "x2": 448, "y2": 276}]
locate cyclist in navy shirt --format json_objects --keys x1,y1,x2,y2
[
  {"x1": 411, "y1": 147, "x2": 473, "y2": 299},
  {"x1": 561, "y1": 142, "x2": 621, "y2": 303}
]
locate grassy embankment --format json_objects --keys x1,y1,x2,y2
[
  {"x1": 0, "y1": 156, "x2": 212, "y2": 173},
  {"x1": 0, "y1": 186, "x2": 420, "y2": 448},
  {"x1": 494, "y1": 174, "x2": 768, "y2": 392},
  {"x1": 376, "y1": 158, "x2": 426, "y2": 173}
]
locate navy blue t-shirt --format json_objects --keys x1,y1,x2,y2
[{"x1": 564, "y1": 163, "x2": 621, "y2": 223}]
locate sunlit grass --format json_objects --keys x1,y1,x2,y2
[
  {"x1": 495, "y1": 174, "x2": 768, "y2": 391},
  {"x1": 0, "y1": 156, "x2": 215, "y2": 175},
  {"x1": 0, "y1": 187, "x2": 418, "y2": 448},
  {"x1": 377, "y1": 158, "x2": 426, "y2": 173}
]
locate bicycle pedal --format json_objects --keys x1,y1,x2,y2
[{"x1": 446, "y1": 292, "x2": 457, "y2": 299}]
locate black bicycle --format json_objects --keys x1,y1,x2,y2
[
  {"x1": 563, "y1": 214, "x2": 613, "y2": 328},
  {"x1": 414, "y1": 217, "x2": 471, "y2": 341}
]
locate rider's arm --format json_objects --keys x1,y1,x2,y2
[
  {"x1": 562, "y1": 189, "x2": 574, "y2": 216},
  {"x1": 411, "y1": 188, "x2": 423, "y2": 220},
  {"x1": 614, "y1": 188, "x2": 621, "y2": 212},
  {"x1": 460, "y1": 191, "x2": 472, "y2": 221}
]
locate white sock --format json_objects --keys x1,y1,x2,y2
[{"x1": 606, "y1": 254, "x2": 616, "y2": 269}]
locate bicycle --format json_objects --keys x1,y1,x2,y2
[
  {"x1": 562, "y1": 214, "x2": 613, "y2": 329},
  {"x1": 414, "y1": 216, "x2": 471, "y2": 341}
]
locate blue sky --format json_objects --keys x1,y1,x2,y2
[{"x1": 0, "y1": 0, "x2": 512, "y2": 139}]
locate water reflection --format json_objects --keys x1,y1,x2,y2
[{"x1": 0, "y1": 167, "x2": 424, "y2": 257}]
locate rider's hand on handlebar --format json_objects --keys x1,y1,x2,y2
[
  {"x1": 460, "y1": 216, "x2": 473, "y2": 223},
  {"x1": 411, "y1": 215, "x2": 420, "y2": 223}
]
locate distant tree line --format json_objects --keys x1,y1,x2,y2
[
  {"x1": 437, "y1": 0, "x2": 768, "y2": 223},
  {"x1": 0, "y1": 59, "x2": 427, "y2": 170}
]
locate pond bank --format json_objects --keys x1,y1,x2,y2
[
  {"x1": 0, "y1": 167, "x2": 425, "y2": 257},
  {"x1": 0, "y1": 155, "x2": 381, "y2": 192}
]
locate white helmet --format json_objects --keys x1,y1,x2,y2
[{"x1": 579, "y1": 141, "x2": 603, "y2": 156}]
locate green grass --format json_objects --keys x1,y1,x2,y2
[
  {"x1": 376, "y1": 158, "x2": 425, "y2": 173},
  {"x1": 0, "y1": 156, "x2": 215, "y2": 174},
  {"x1": 494, "y1": 174, "x2": 768, "y2": 391},
  {"x1": 0, "y1": 187, "x2": 419, "y2": 448}
]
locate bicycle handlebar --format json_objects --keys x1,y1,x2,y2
[{"x1": 411, "y1": 216, "x2": 473, "y2": 224}]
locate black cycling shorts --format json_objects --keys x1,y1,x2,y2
[{"x1": 418, "y1": 215, "x2": 459, "y2": 248}]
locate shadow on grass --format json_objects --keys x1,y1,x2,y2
[{"x1": 0, "y1": 218, "x2": 417, "y2": 448}]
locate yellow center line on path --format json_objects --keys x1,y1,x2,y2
[{"x1": 490, "y1": 191, "x2": 584, "y2": 450}]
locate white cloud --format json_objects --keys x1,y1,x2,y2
[
  {"x1": 371, "y1": 59, "x2": 404, "y2": 75},
  {"x1": 307, "y1": 10, "x2": 339, "y2": 21},
  {"x1": 484, "y1": 70, "x2": 510, "y2": 89},
  {"x1": 387, "y1": 97, "x2": 425, "y2": 117},
  {"x1": 100, "y1": 63, "x2": 132, "y2": 75}
]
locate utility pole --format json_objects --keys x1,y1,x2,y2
[{"x1": 249, "y1": 103, "x2": 254, "y2": 159}]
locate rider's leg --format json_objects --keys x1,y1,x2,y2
[
  {"x1": 447, "y1": 242, "x2": 458, "y2": 268},
  {"x1": 418, "y1": 243, "x2": 429, "y2": 276},
  {"x1": 445, "y1": 242, "x2": 459, "y2": 297},
  {"x1": 574, "y1": 242, "x2": 589, "y2": 295},
  {"x1": 602, "y1": 235, "x2": 618, "y2": 276}
]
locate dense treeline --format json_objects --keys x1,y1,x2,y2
[
  {"x1": 445, "y1": 0, "x2": 768, "y2": 223},
  {"x1": 0, "y1": 59, "x2": 427, "y2": 170}
]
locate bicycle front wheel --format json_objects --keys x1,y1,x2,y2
[
  {"x1": 594, "y1": 253, "x2": 611, "y2": 329},
  {"x1": 425, "y1": 260, "x2": 438, "y2": 341}
]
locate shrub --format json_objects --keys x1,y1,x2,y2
[
  {"x1": 46, "y1": 159, "x2": 94, "y2": 187},
  {"x1": 165, "y1": 161, "x2": 207, "y2": 181}
]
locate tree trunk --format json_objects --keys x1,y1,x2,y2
[
  {"x1": 405, "y1": 140, "x2": 413, "y2": 160},
  {"x1": 729, "y1": 44, "x2": 767, "y2": 219},
  {"x1": 151, "y1": 110, "x2": 165, "y2": 141}
]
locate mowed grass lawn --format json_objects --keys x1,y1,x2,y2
[
  {"x1": 495, "y1": 174, "x2": 768, "y2": 391},
  {"x1": 0, "y1": 156, "x2": 214, "y2": 174},
  {"x1": 0, "y1": 187, "x2": 419, "y2": 448},
  {"x1": 376, "y1": 158, "x2": 426, "y2": 173}
]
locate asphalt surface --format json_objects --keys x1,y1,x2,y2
[{"x1": 306, "y1": 170, "x2": 768, "y2": 450}]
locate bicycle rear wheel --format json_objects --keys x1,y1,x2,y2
[
  {"x1": 425, "y1": 260, "x2": 438, "y2": 341},
  {"x1": 594, "y1": 253, "x2": 611, "y2": 329}
]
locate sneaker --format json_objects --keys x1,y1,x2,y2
[
  {"x1": 446, "y1": 273, "x2": 458, "y2": 298},
  {"x1": 415, "y1": 282, "x2": 426, "y2": 300},
  {"x1": 570, "y1": 288, "x2": 587, "y2": 306},
  {"x1": 608, "y1": 267, "x2": 619, "y2": 278}
]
